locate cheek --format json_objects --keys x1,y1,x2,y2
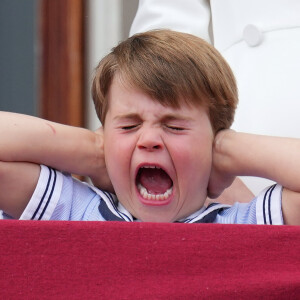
[
  {"x1": 172, "y1": 137, "x2": 212, "y2": 183},
  {"x1": 104, "y1": 133, "x2": 134, "y2": 187}
]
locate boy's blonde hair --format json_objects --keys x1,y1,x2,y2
[{"x1": 92, "y1": 29, "x2": 238, "y2": 133}]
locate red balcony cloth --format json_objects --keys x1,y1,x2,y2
[{"x1": 0, "y1": 221, "x2": 299, "y2": 299}]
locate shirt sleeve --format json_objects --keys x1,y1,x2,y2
[
  {"x1": 20, "y1": 165, "x2": 63, "y2": 220},
  {"x1": 20, "y1": 165, "x2": 107, "y2": 221},
  {"x1": 256, "y1": 184, "x2": 283, "y2": 225}
]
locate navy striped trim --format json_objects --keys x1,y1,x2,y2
[
  {"x1": 98, "y1": 201, "x2": 124, "y2": 221},
  {"x1": 194, "y1": 205, "x2": 228, "y2": 223},
  {"x1": 263, "y1": 184, "x2": 276, "y2": 225},
  {"x1": 31, "y1": 167, "x2": 56, "y2": 220},
  {"x1": 178, "y1": 203, "x2": 230, "y2": 224},
  {"x1": 38, "y1": 168, "x2": 56, "y2": 220},
  {"x1": 101, "y1": 191, "x2": 132, "y2": 222}
]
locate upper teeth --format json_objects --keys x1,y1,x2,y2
[
  {"x1": 142, "y1": 165, "x2": 160, "y2": 169},
  {"x1": 137, "y1": 183, "x2": 173, "y2": 201}
]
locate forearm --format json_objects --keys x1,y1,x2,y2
[
  {"x1": 0, "y1": 112, "x2": 102, "y2": 178},
  {"x1": 215, "y1": 130, "x2": 300, "y2": 192}
]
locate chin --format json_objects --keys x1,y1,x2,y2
[{"x1": 134, "y1": 208, "x2": 179, "y2": 223}]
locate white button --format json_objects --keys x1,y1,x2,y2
[{"x1": 243, "y1": 24, "x2": 263, "y2": 47}]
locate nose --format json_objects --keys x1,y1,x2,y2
[{"x1": 137, "y1": 128, "x2": 164, "y2": 151}]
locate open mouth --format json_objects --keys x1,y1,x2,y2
[{"x1": 136, "y1": 165, "x2": 173, "y2": 201}]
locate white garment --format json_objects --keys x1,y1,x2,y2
[
  {"x1": 14, "y1": 165, "x2": 283, "y2": 224},
  {"x1": 130, "y1": 0, "x2": 300, "y2": 194}
]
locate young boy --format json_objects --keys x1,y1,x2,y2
[{"x1": 0, "y1": 30, "x2": 299, "y2": 224}]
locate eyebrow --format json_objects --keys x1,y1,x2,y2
[
  {"x1": 160, "y1": 114, "x2": 193, "y2": 123},
  {"x1": 113, "y1": 113, "x2": 142, "y2": 122}
]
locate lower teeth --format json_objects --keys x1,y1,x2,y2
[{"x1": 137, "y1": 184, "x2": 172, "y2": 201}]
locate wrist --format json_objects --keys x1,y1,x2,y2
[{"x1": 213, "y1": 129, "x2": 238, "y2": 175}]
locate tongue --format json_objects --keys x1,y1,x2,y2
[{"x1": 139, "y1": 168, "x2": 172, "y2": 194}]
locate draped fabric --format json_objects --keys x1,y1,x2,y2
[{"x1": 1, "y1": 221, "x2": 299, "y2": 299}]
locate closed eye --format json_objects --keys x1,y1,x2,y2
[
  {"x1": 166, "y1": 125, "x2": 185, "y2": 131},
  {"x1": 121, "y1": 124, "x2": 139, "y2": 130}
]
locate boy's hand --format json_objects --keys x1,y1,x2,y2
[
  {"x1": 207, "y1": 130, "x2": 236, "y2": 199},
  {"x1": 90, "y1": 127, "x2": 114, "y2": 193}
]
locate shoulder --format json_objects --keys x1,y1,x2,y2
[{"x1": 215, "y1": 200, "x2": 257, "y2": 224}]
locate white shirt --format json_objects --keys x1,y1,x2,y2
[{"x1": 11, "y1": 165, "x2": 284, "y2": 225}]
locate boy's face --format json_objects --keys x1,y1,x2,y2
[{"x1": 103, "y1": 77, "x2": 214, "y2": 222}]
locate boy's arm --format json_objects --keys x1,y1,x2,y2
[
  {"x1": 0, "y1": 111, "x2": 110, "y2": 218},
  {"x1": 208, "y1": 130, "x2": 300, "y2": 225},
  {"x1": 0, "y1": 161, "x2": 40, "y2": 218}
]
